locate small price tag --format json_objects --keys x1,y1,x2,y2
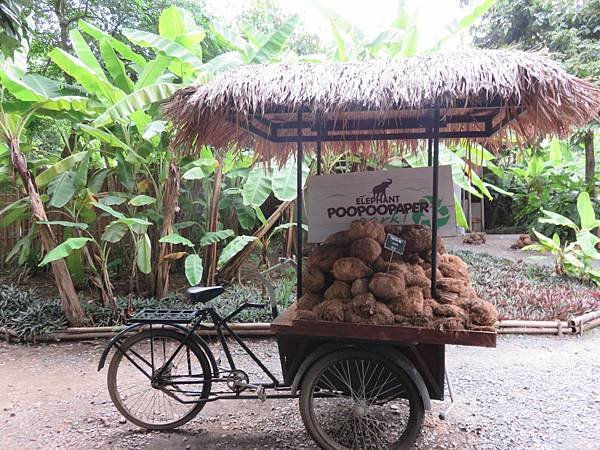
[{"x1": 384, "y1": 233, "x2": 406, "y2": 255}]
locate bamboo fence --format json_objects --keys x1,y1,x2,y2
[{"x1": 2, "y1": 310, "x2": 599, "y2": 343}]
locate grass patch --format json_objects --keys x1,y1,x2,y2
[{"x1": 454, "y1": 250, "x2": 600, "y2": 321}]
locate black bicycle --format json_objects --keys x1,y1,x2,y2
[{"x1": 98, "y1": 281, "x2": 440, "y2": 449}]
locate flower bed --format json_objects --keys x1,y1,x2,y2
[{"x1": 456, "y1": 251, "x2": 600, "y2": 321}]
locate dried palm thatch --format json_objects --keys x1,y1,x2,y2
[{"x1": 165, "y1": 50, "x2": 600, "y2": 161}]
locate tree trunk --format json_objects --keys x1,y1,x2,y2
[
  {"x1": 9, "y1": 138, "x2": 84, "y2": 326},
  {"x1": 153, "y1": 159, "x2": 181, "y2": 298},
  {"x1": 584, "y1": 129, "x2": 595, "y2": 195},
  {"x1": 82, "y1": 240, "x2": 115, "y2": 311},
  {"x1": 53, "y1": 0, "x2": 70, "y2": 51},
  {"x1": 204, "y1": 160, "x2": 224, "y2": 286},
  {"x1": 285, "y1": 203, "x2": 295, "y2": 258}
]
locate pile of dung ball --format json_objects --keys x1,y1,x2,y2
[{"x1": 294, "y1": 219, "x2": 498, "y2": 332}]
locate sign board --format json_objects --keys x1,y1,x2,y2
[
  {"x1": 306, "y1": 166, "x2": 456, "y2": 243},
  {"x1": 384, "y1": 234, "x2": 406, "y2": 255}
]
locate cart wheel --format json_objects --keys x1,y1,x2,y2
[
  {"x1": 299, "y1": 348, "x2": 424, "y2": 449},
  {"x1": 107, "y1": 329, "x2": 212, "y2": 430}
]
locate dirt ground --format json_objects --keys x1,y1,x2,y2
[{"x1": 1, "y1": 330, "x2": 599, "y2": 450}]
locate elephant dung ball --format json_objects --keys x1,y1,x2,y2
[
  {"x1": 366, "y1": 302, "x2": 395, "y2": 325},
  {"x1": 325, "y1": 230, "x2": 352, "y2": 246},
  {"x1": 351, "y1": 278, "x2": 370, "y2": 296},
  {"x1": 302, "y1": 266, "x2": 327, "y2": 293},
  {"x1": 351, "y1": 237, "x2": 382, "y2": 264},
  {"x1": 368, "y1": 272, "x2": 405, "y2": 302},
  {"x1": 294, "y1": 309, "x2": 317, "y2": 321},
  {"x1": 307, "y1": 245, "x2": 346, "y2": 273},
  {"x1": 348, "y1": 219, "x2": 385, "y2": 243},
  {"x1": 313, "y1": 299, "x2": 346, "y2": 322},
  {"x1": 324, "y1": 280, "x2": 352, "y2": 301},
  {"x1": 467, "y1": 298, "x2": 499, "y2": 326},
  {"x1": 296, "y1": 292, "x2": 322, "y2": 311},
  {"x1": 388, "y1": 287, "x2": 424, "y2": 317},
  {"x1": 332, "y1": 257, "x2": 373, "y2": 282}
]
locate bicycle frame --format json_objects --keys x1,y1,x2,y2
[
  {"x1": 103, "y1": 301, "x2": 300, "y2": 406},
  {"x1": 168, "y1": 304, "x2": 282, "y2": 388}
]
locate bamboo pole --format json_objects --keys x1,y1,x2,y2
[
  {"x1": 569, "y1": 310, "x2": 600, "y2": 334},
  {"x1": 496, "y1": 320, "x2": 566, "y2": 328},
  {"x1": 569, "y1": 310, "x2": 600, "y2": 328},
  {"x1": 582, "y1": 316, "x2": 600, "y2": 332},
  {"x1": 8, "y1": 312, "x2": 600, "y2": 343},
  {"x1": 496, "y1": 327, "x2": 572, "y2": 335},
  {"x1": 37, "y1": 327, "x2": 276, "y2": 342}
]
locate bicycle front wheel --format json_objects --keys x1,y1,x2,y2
[
  {"x1": 299, "y1": 348, "x2": 424, "y2": 449},
  {"x1": 107, "y1": 328, "x2": 212, "y2": 430}
]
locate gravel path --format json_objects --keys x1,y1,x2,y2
[
  {"x1": 445, "y1": 234, "x2": 600, "y2": 270},
  {"x1": 1, "y1": 331, "x2": 599, "y2": 450},
  {"x1": 445, "y1": 234, "x2": 548, "y2": 265}
]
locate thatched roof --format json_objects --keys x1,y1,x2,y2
[{"x1": 166, "y1": 50, "x2": 600, "y2": 161}]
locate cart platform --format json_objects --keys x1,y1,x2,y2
[{"x1": 271, "y1": 303, "x2": 497, "y2": 348}]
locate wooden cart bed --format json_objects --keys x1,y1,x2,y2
[{"x1": 271, "y1": 304, "x2": 496, "y2": 348}]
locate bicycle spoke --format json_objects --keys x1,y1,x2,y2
[
  {"x1": 307, "y1": 355, "x2": 414, "y2": 450},
  {"x1": 111, "y1": 333, "x2": 208, "y2": 427}
]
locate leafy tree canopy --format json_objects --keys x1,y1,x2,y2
[
  {"x1": 23, "y1": 0, "x2": 231, "y2": 74},
  {"x1": 473, "y1": 0, "x2": 600, "y2": 79},
  {"x1": 235, "y1": 0, "x2": 323, "y2": 56}
]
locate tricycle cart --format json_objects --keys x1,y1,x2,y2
[{"x1": 99, "y1": 50, "x2": 600, "y2": 449}]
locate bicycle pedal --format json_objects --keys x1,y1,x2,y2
[
  {"x1": 256, "y1": 385, "x2": 266, "y2": 402},
  {"x1": 237, "y1": 382, "x2": 267, "y2": 401}
]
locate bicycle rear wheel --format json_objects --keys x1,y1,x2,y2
[{"x1": 107, "y1": 328, "x2": 212, "y2": 430}]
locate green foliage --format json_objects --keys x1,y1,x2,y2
[
  {"x1": 522, "y1": 192, "x2": 600, "y2": 284},
  {"x1": 199, "y1": 229, "x2": 235, "y2": 246},
  {"x1": 316, "y1": 0, "x2": 497, "y2": 61},
  {"x1": 217, "y1": 235, "x2": 258, "y2": 269},
  {"x1": 1, "y1": 1, "x2": 543, "y2": 318},
  {"x1": 0, "y1": 282, "x2": 294, "y2": 339},
  {"x1": 159, "y1": 232, "x2": 194, "y2": 247},
  {"x1": 135, "y1": 234, "x2": 152, "y2": 274},
  {"x1": 399, "y1": 142, "x2": 503, "y2": 230},
  {"x1": 486, "y1": 139, "x2": 599, "y2": 236},
  {"x1": 0, "y1": 285, "x2": 68, "y2": 337},
  {"x1": 38, "y1": 237, "x2": 93, "y2": 266},
  {"x1": 474, "y1": 0, "x2": 600, "y2": 80},
  {"x1": 0, "y1": 0, "x2": 30, "y2": 58},
  {"x1": 184, "y1": 254, "x2": 203, "y2": 285},
  {"x1": 235, "y1": 0, "x2": 323, "y2": 56}
]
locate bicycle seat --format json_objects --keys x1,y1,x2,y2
[{"x1": 187, "y1": 286, "x2": 225, "y2": 304}]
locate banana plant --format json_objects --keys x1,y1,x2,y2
[
  {"x1": 37, "y1": 202, "x2": 154, "y2": 310},
  {"x1": 210, "y1": 14, "x2": 300, "y2": 64},
  {"x1": 0, "y1": 51, "x2": 91, "y2": 325},
  {"x1": 256, "y1": 222, "x2": 308, "y2": 267},
  {"x1": 316, "y1": 0, "x2": 498, "y2": 61},
  {"x1": 523, "y1": 191, "x2": 600, "y2": 284},
  {"x1": 39, "y1": 7, "x2": 249, "y2": 296},
  {"x1": 158, "y1": 229, "x2": 255, "y2": 286}
]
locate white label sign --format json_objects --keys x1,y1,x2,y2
[{"x1": 306, "y1": 166, "x2": 456, "y2": 243}]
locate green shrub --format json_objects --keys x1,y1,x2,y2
[
  {"x1": 0, "y1": 285, "x2": 68, "y2": 337},
  {"x1": 0, "y1": 277, "x2": 294, "y2": 338}
]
